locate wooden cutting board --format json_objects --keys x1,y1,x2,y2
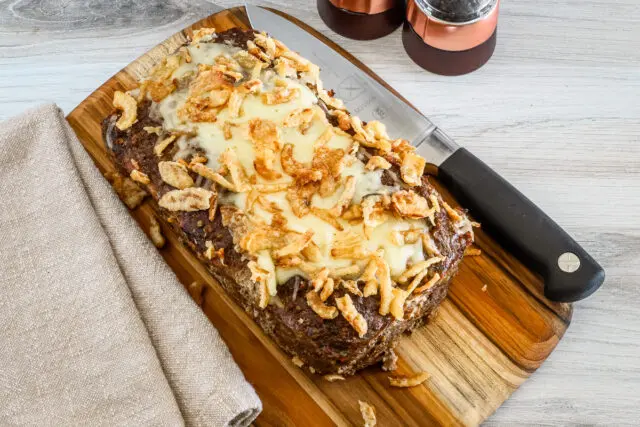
[{"x1": 66, "y1": 6, "x2": 572, "y2": 426}]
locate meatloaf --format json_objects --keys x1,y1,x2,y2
[{"x1": 103, "y1": 27, "x2": 474, "y2": 375}]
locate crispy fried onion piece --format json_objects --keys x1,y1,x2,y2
[
  {"x1": 388, "y1": 371, "x2": 430, "y2": 388},
  {"x1": 341, "y1": 204, "x2": 363, "y2": 221},
  {"x1": 246, "y1": 39, "x2": 270, "y2": 62},
  {"x1": 429, "y1": 193, "x2": 441, "y2": 213},
  {"x1": 365, "y1": 120, "x2": 390, "y2": 140},
  {"x1": 281, "y1": 144, "x2": 322, "y2": 183},
  {"x1": 280, "y1": 50, "x2": 313, "y2": 72},
  {"x1": 113, "y1": 91, "x2": 137, "y2": 130},
  {"x1": 158, "y1": 161, "x2": 194, "y2": 189},
  {"x1": 351, "y1": 117, "x2": 391, "y2": 152},
  {"x1": 361, "y1": 258, "x2": 379, "y2": 297},
  {"x1": 301, "y1": 241, "x2": 322, "y2": 262},
  {"x1": 219, "y1": 205, "x2": 249, "y2": 246},
  {"x1": 311, "y1": 268, "x2": 330, "y2": 292},
  {"x1": 158, "y1": 187, "x2": 213, "y2": 212},
  {"x1": 262, "y1": 82, "x2": 301, "y2": 105},
  {"x1": 320, "y1": 277, "x2": 335, "y2": 302},
  {"x1": 359, "y1": 401, "x2": 377, "y2": 427},
  {"x1": 392, "y1": 138, "x2": 415, "y2": 156},
  {"x1": 274, "y1": 57, "x2": 297, "y2": 78},
  {"x1": 249, "y1": 118, "x2": 282, "y2": 180},
  {"x1": 311, "y1": 207, "x2": 344, "y2": 230},
  {"x1": 208, "y1": 187, "x2": 218, "y2": 221},
  {"x1": 154, "y1": 135, "x2": 176, "y2": 156},
  {"x1": 331, "y1": 230, "x2": 367, "y2": 259},
  {"x1": 204, "y1": 240, "x2": 225, "y2": 263},
  {"x1": 312, "y1": 145, "x2": 347, "y2": 197},
  {"x1": 282, "y1": 108, "x2": 315, "y2": 133},
  {"x1": 397, "y1": 256, "x2": 444, "y2": 284},
  {"x1": 129, "y1": 169, "x2": 150, "y2": 185},
  {"x1": 190, "y1": 155, "x2": 208, "y2": 164},
  {"x1": 214, "y1": 53, "x2": 241, "y2": 72},
  {"x1": 406, "y1": 262, "x2": 431, "y2": 294},
  {"x1": 318, "y1": 89, "x2": 345, "y2": 110},
  {"x1": 107, "y1": 172, "x2": 147, "y2": 209},
  {"x1": 178, "y1": 66, "x2": 233, "y2": 122},
  {"x1": 335, "y1": 294, "x2": 367, "y2": 338},
  {"x1": 389, "y1": 288, "x2": 409, "y2": 321},
  {"x1": 414, "y1": 272, "x2": 441, "y2": 295},
  {"x1": 143, "y1": 126, "x2": 162, "y2": 135},
  {"x1": 365, "y1": 155, "x2": 392, "y2": 171},
  {"x1": 375, "y1": 254, "x2": 394, "y2": 316},
  {"x1": 442, "y1": 200, "x2": 463, "y2": 222},
  {"x1": 254, "y1": 182, "x2": 291, "y2": 193},
  {"x1": 300, "y1": 62, "x2": 321, "y2": 90},
  {"x1": 361, "y1": 194, "x2": 390, "y2": 238},
  {"x1": 333, "y1": 265, "x2": 360, "y2": 278},
  {"x1": 275, "y1": 255, "x2": 302, "y2": 268},
  {"x1": 149, "y1": 217, "x2": 165, "y2": 248},
  {"x1": 248, "y1": 260, "x2": 271, "y2": 309},
  {"x1": 227, "y1": 78, "x2": 263, "y2": 118},
  {"x1": 254, "y1": 32, "x2": 277, "y2": 59},
  {"x1": 214, "y1": 54, "x2": 242, "y2": 75},
  {"x1": 391, "y1": 190, "x2": 433, "y2": 219},
  {"x1": 421, "y1": 232, "x2": 441, "y2": 257},
  {"x1": 239, "y1": 225, "x2": 284, "y2": 254},
  {"x1": 397, "y1": 228, "x2": 425, "y2": 245},
  {"x1": 328, "y1": 176, "x2": 356, "y2": 217},
  {"x1": 233, "y1": 50, "x2": 264, "y2": 70},
  {"x1": 286, "y1": 182, "x2": 318, "y2": 217},
  {"x1": 340, "y1": 279, "x2": 363, "y2": 297},
  {"x1": 329, "y1": 110, "x2": 351, "y2": 131},
  {"x1": 254, "y1": 195, "x2": 282, "y2": 213},
  {"x1": 306, "y1": 290, "x2": 338, "y2": 319},
  {"x1": 191, "y1": 27, "x2": 216, "y2": 43},
  {"x1": 222, "y1": 121, "x2": 235, "y2": 140},
  {"x1": 190, "y1": 162, "x2": 231, "y2": 191},
  {"x1": 218, "y1": 148, "x2": 251, "y2": 192},
  {"x1": 400, "y1": 152, "x2": 426, "y2": 186},
  {"x1": 139, "y1": 54, "x2": 184, "y2": 102},
  {"x1": 273, "y1": 230, "x2": 314, "y2": 259}
]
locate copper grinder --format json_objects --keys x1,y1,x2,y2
[
  {"x1": 317, "y1": 0, "x2": 406, "y2": 40},
  {"x1": 403, "y1": 0, "x2": 500, "y2": 75}
]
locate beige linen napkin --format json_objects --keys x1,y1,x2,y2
[{"x1": 0, "y1": 104, "x2": 261, "y2": 426}]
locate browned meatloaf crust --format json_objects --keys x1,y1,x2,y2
[{"x1": 102, "y1": 28, "x2": 472, "y2": 375}]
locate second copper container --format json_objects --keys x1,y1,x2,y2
[
  {"x1": 318, "y1": 0, "x2": 406, "y2": 40},
  {"x1": 403, "y1": 0, "x2": 500, "y2": 75}
]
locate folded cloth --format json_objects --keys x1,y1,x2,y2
[{"x1": 0, "y1": 104, "x2": 261, "y2": 426}]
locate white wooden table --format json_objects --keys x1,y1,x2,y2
[{"x1": 1, "y1": 0, "x2": 639, "y2": 424}]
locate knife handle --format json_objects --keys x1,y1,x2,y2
[{"x1": 438, "y1": 148, "x2": 604, "y2": 302}]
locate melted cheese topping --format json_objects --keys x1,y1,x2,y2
[{"x1": 154, "y1": 41, "x2": 428, "y2": 295}]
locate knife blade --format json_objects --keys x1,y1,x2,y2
[
  {"x1": 244, "y1": 4, "x2": 457, "y2": 166},
  {"x1": 244, "y1": 5, "x2": 605, "y2": 302}
]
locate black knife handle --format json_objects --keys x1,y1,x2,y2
[{"x1": 439, "y1": 148, "x2": 604, "y2": 302}]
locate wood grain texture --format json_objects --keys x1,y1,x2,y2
[
  {"x1": 2, "y1": 1, "x2": 639, "y2": 425},
  {"x1": 65, "y1": 6, "x2": 573, "y2": 426}
]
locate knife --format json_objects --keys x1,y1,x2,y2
[{"x1": 245, "y1": 5, "x2": 604, "y2": 302}]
